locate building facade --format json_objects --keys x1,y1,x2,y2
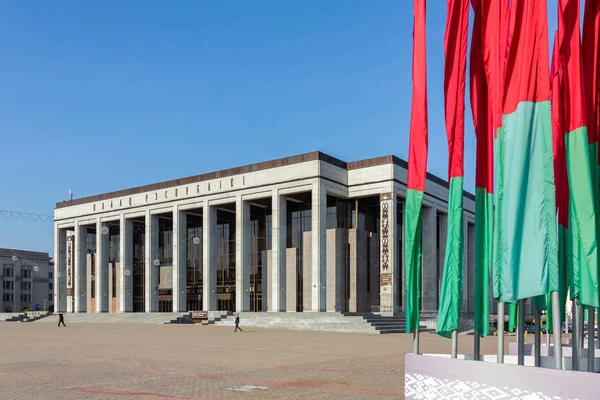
[
  {"x1": 0, "y1": 248, "x2": 54, "y2": 312},
  {"x1": 53, "y1": 152, "x2": 478, "y2": 315}
]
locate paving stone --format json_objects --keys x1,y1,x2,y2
[{"x1": 0, "y1": 322, "x2": 514, "y2": 399}]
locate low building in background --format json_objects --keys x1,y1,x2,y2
[{"x1": 0, "y1": 248, "x2": 54, "y2": 312}]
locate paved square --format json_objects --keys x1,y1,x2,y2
[{"x1": 0, "y1": 317, "x2": 509, "y2": 399}]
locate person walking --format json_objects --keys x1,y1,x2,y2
[
  {"x1": 234, "y1": 314, "x2": 242, "y2": 332},
  {"x1": 58, "y1": 312, "x2": 66, "y2": 327}
]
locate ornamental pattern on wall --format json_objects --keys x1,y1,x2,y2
[
  {"x1": 405, "y1": 373, "x2": 566, "y2": 400},
  {"x1": 381, "y1": 202, "x2": 389, "y2": 270}
]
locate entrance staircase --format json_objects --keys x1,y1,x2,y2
[
  {"x1": 164, "y1": 311, "x2": 233, "y2": 325},
  {"x1": 1, "y1": 312, "x2": 51, "y2": 323},
  {"x1": 211, "y1": 312, "x2": 426, "y2": 334}
]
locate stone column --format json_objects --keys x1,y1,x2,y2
[
  {"x1": 379, "y1": 192, "x2": 397, "y2": 313},
  {"x1": 74, "y1": 223, "x2": 87, "y2": 312},
  {"x1": 262, "y1": 250, "x2": 272, "y2": 311},
  {"x1": 302, "y1": 231, "x2": 313, "y2": 311},
  {"x1": 96, "y1": 220, "x2": 109, "y2": 312},
  {"x1": 145, "y1": 212, "x2": 159, "y2": 312},
  {"x1": 86, "y1": 254, "x2": 93, "y2": 312},
  {"x1": 311, "y1": 181, "x2": 327, "y2": 311},
  {"x1": 236, "y1": 197, "x2": 251, "y2": 312},
  {"x1": 203, "y1": 205, "x2": 217, "y2": 311},
  {"x1": 326, "y1": 228, "x2": 347, "y2": 312},
  {"x1": 348, "y1": 229, "x2": 368, "y2": 313},
  {"x1": 286, "y1": 248, "x2": 298, "y2": 312},
  {"x1": 54, "y1": 225, "x2": 67, "y2": 312},
  {"x1": 421, "y1": 206, "x2": 437, "y2": 312},
  {"x1": 173, "y1": 207, "x2": 187, "y2": 312},
  {"x1": 369, "y1": 233, "x2": 380, "y2": 310},
  {"x1": 271, "y1": 191, "x2": 287, "y2": 312},
  {"x1": 119, "y1": 216, "x2": 133, "y2": 312}
]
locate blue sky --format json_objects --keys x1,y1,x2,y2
[{"x1": 0, "y1": 1, "x2": 562, "y2": 256}]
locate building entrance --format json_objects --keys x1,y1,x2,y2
[
  {"x1": 216, "y1": 207, "x2": 236, "y2": 313},
  {"x1": 217, "y1": 292, "x2": 234, "y2": 312}
]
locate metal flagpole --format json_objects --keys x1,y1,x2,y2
[
  {"x1": 534, "y1": 306, "x2": 541, "y2": 367},
  {"x1": 497, "y1": 301, "x2": 505, "y2": 363},
  {"x1": 551, "y1": 291, "x2": 563, "y2": 369},
  {"x1": 413, "y1": 327, "x2": 420, "y2": 354},
  {"x1": 580, "y1": 304, "x2": 585, "y2": 349},
  {"x1": 451, "y1": 330, "x2": 458, "y2": 358},
  {"x1": 587, "y1": 307, "x2": 595, "y2": 372},
  {"x1": 572, "y1": 299, "x2": 580, "y2": 371},
  {"x1": 517, "y1": 299, "x2": 525, "y2": 366},
  {"x1": 474, "y1": 332, "x2": 480, "y2": 361}
]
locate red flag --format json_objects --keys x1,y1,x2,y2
[
  {"x1": 583, "y1": 0, "x2": 600, "y2": 149},
  {"x1": 444, "y1": 0, "x2": 468, "y2": 181},
  {"x1": 407, "y1": 0, "x2": 428, "y2": 193},
  {"x1": 470, "y1": 0, "x2": 493, "y2": 193},
  {"x1": 483, "y1": 0, "x2": 509, "y2": 136},
  {"x1": 504, "y1": 0, "x2": 551, "y2": 113},
  {"x1": 551, "y1": 32, "x2": 567, "y2": 227},
  {"x1": 558, "y1": 0, "x2": 586, "y2": 132}
]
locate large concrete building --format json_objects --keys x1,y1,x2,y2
[
  {"x1": 1, "y1": 248, "x2": 54, "y2": 312},
  {"x1": 53, "y1": 152, "x2": 477, "y2": 315}
]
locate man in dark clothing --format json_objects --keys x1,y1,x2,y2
[
  {"x1": 58, "y1": 313, "x2": 66, "y2": 327},
  {"x1": 234, "y1": 315, "x2": 242, "y2": 332}
]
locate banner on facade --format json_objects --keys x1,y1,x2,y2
[{"x1": 66, "y1": 235, "x2": 73, "y2": 290}]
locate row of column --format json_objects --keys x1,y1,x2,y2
[
  {"x1": 55, "y1": 182, "x2": 335, "y2": 313},
  {"x1": 55, "y1": 189, "x2": 474, "y2": 315}
]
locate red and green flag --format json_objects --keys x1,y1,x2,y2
[
  {"x1": 547, "y1": 31, "x2": 569, "y2": 332},
  {"x1": 559, "y1": 0, "x2": 599, "y2": 309},
  {"x1": 469, "y1": 0, "x2": 493, "y2": 338},
  {"x1": 493, "y1": 0, "x2": 558, "y2": 303},
  {"x1": 437, "y1": 0, "x2": 468, "y2": 339},
  {"x1": 404, "y1": 0, "x2": 428, "y2": 334},
  {"x1": 487, "y1": 0, "x2": 509, "y2": 302},
  {"x1": 582, "y1": 0, "x2": 600, "y2": 308}
]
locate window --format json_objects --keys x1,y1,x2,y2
[
  {"x1": 21, "y1": 293, "x2": 31, "y2": 303},
  {"x1": 48, "y1": 294, "x2": 53, "y2": 301},
  {"x1": 21, "y1": 281, "x2": 31, "y2": 291},
  {"x1": 3, "y1": 266, "x2": 14, "y2": 277},
  {"x1": 21, "y1": 267, "x2": 31, "y2": 279},
  {"x1": 48, "y1": 271, "x2": 53, "y2": 279},
  {"x1": 3, "y1": 293, "x2": 13, "y2": 302},
  {"x1": 3, "y1": 281, "x2": 14, "y2": 290},
  {"x1": 48, "y1": 282, "x2": 53, "y2": 291}
]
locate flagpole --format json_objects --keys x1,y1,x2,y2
[
  {"x1": 551, "y1": 291, "x2": 562, "y2": 369},
  {"x1": 534, "y1": 306, "x2": 541, "y2": 367},
  {"x1": 587, "y1": 307, "x2": 595, "y2": 372},
  {"x1": 451, "y1": 330, "x2": 458, "y2": 358},
  {"x1": 497, "y1": 301, "x2": 505, "y2": 363},
  {"x1": 517, "y1": 299, "x2": 525, "y2": 366},
  {"x1": 572, "y1": 299, "x2": 580, "y2": 371},
  {"x1": 474, "y1": 332, "x2": 480, "y2": 361},
  {"x1": 413, "y1": 327, "x2": 420, "y2": 354}
]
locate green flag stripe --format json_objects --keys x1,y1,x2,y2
[
  {"x1": 492, "y1": 127, "x2": 505, "y2": 300},
  {"x1": 565, "y1": 127, "x2": 599, "y2": 308},
  {"x1": 437, "y1": 177, "x2": 464, "y2": 338},
  {"x1": 474, "y1": 188, "x2": 492, "y2": 336},
  {"x1": 404, "y1": 189, "x2": 424, "y2": 333},
  {"x1": 495, "y1": 101, "x2": 558, "y2": 302}
]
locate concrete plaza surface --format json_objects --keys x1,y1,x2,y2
[{"x1": 0, "y1": 320, "x2": 509, "y2": 400}]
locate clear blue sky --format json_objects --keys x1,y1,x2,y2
[{"x1": 0, "y1": 1, "x2": 562, "y2": 257}]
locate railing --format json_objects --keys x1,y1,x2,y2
[{"x1": 370, "y1": 305, "x2": 395, "y2": 314}]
